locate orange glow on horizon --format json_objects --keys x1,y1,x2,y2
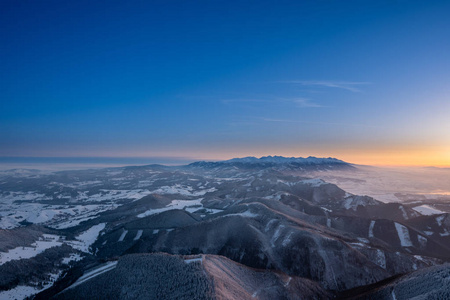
[
  {"x1": 193, "y1": 147, "x2": 450, "y2": 168},
  {"x1": 16, "y1": 146, "x2": 450, "y2": 168}
]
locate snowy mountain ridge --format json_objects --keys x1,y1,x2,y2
[
  {"x1": 223, "y1": 156, "x2": 348, "y2": 164},
  {"x1": 188, "y1": 155, "x2": 351, "y2": 171}
]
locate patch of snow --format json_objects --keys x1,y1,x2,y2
[
  {"x1": 152, "y1": 229, "x2": 159, "y2": 234},
  {"x1": 118, "y1": 229, "x2": 128, "y2": 242},
  {"x1": 374, "y1": 249, "x2": 386, "y2": 269},
  {"x1": 0, "y1": 191, "x2": 51, "y2": 202},
  {"x1": 67, "y1": 261, "x2": 118, "y2": 289},
  {"x1": 284, "y1": 277, "x2": 292, "y2": 287},
  {"x1": 414, "y1": 255, "x2": 426, "y2": 262},
  {"x1": 344, "y1": 196, "x2": 378, "y2": 211},
  {"x1": 320, "y1": 207, "x2": 332, "y2": 212},
  {"x1": 265, "y1": 219, "x2": 277, "y2": 232},
  {"x1": 204, "y1": 208, "x2": 223, "y2": 214},
  {"x1": 412, "y1": 205, "x2": 445, "y2": 216},
  {"x1": 184, "y1": 257, "x2": 203, "y2": 264},
  {"x1": 282, "y1": 232, "x2": 293, "y2": 247},
  {"x1": 302, "y1": 178, "x2": 326, "y2": 187},
  {"x1": 276, "y1": 179, "x2": 296, "y2": 187},
  {"x1": 394, "y1": 223, "x2": 413, "y2": 247},
  {"x1": 271, "y1": 225, "x2": 285, "y2": 247},
  {"x1": 263, "y1": 192, "x2": 287, "y2": 200},
  {"x1": 236, "y1": 210, "x2": 259, "y2": 218},
  {"x1": 344, "y1": 198, "x2": 354, "y2": 210},
  {"x1": 47, "y1": 205, "x2": 117, "y2": 229},
  {"x1": 67, "y1": 223, "x2": 106, "y2": 253},
  {"x1": 79, "y1": 189, "x2": 152, "y2": 202},
  {"x1": 137, "y1": 180, "x2": 154, "y2": 188},
  {"x1": 369, "y1": 220, "x2": 376, "y2": 238},
  {"x1": 417, "y1": 235, "x2": 427, "y2": 247},
  {"x1": 424, "y1": 230, "x2": 434, "y2": 236},
  {"x1": 223, "y1": 209, "x2": 259, "y2": 219},
  {"x1": 242, "y1": 179, "x2": 253, "y2": 187},
  {"x1": 440, "y1": 230, "x2": 450, "y2": 237},
  {"x1": 137, "y1": 198, "x2": 204, "y2": 218},
  {"x1": 133, "y1": 230, "x2": 143, "y2": 241},
  {"x1": 52, "y1": 216, "x2": 99, "y2": 229},
  {"x1": 436, "y1": 215, "x2": 445, "y2": 226},
  {"x1": 150, "y1": 185, "x2": 216, "y2": 197},
  {"x1": 62, "y1": 253, "x2": 83, "y2": 264},
  {"x1": 107, "y1": 170, "x2": 123, "y2": 176},
  {"x1": 399, "y1": 205, "x2": 408, "y2": 220},
  {"x1": 349, "y1": 242, "x2": 366, "y2": 247},
  {"x1": 63, "y1": 181, "x2": 103, "y2": 188}
]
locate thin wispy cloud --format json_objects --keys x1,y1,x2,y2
[
  {"x1": 281, "y1": 97, "x2": 325, "y2": 108},
  {"x1": 261, "y1": 117, "x2": 382, "y2": 128},
  {"x1": 284, "y1": 80, "x2": 371, "y2": 92},
  {"x1": 220, "y1": 98, "x2": 271, "y2": 105},
  {"x1": 221, "y1": 97, "x2": 324, "y2": 108}
]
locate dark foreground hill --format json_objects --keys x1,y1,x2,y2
[
  {"x1": 54, "y1": 253, "x2": 330, "y2": 300},
  {"x1": 341, "y1": 263, "x2": 450, "y2": 299}
]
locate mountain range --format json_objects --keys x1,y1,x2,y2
[{"x1": 0, "y1": 156, "x2": 449, "y2": 299}]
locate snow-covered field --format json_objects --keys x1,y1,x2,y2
[
  {"x1": 138, "y1": 198, "x2": 205, "y2": 218},
  {"x1": 0, "y1": 285, "x2": 46, "y2": 300},
  {"x1": 412, "y1": 205, "x2": 445, "y2": 216},
  {"x1": 0, "y1": 223, "x2": 108, "y2": 299},
  {"x1": 76, "y1": 189, "x2": 152, "y2": 202},
  {"x1": 0, "y1": 234, "x2": 62, "y2": 265},
  {"x1": 0, "y1": 271, "x2": 62, "y2": 300},
  {"x1": 150, "y1": 184, "x2": 217, "y2": 196},
  {"x1": 0, "y1": 189, "x2": 152, "y2": 229},
  {"x1": 0, "y1": 168, "x2": 223, "y2": 231}
]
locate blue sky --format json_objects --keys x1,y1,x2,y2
[{"x1": 1, "y1": 1, "x2": 450, "y2": 165}]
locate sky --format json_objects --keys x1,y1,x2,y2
[{"x1": 1, "y1": 0, "x2": 450, "y2": 166}]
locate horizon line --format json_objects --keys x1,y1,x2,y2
[{"x1": 0, "y1": 155, "x2": 449, "y2": 169}]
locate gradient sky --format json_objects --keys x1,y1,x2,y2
[{"x1": 1, "y1": 0, "x2": 450, "y2": 166}]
